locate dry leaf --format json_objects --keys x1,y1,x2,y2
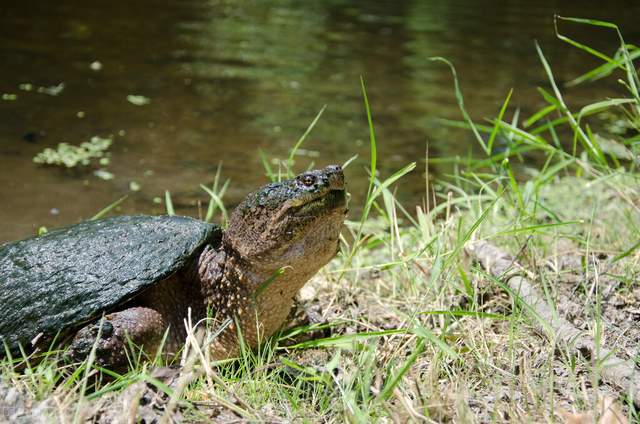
[
  {"x1": 598, "y1": 397, "x2": 628, "y2": 424},
  {"x1": 559, "y1": 396, "x2": 628, "y2": 424}
]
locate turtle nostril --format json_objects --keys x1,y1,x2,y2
[{"x1": 326, "y1": 165, "x2": 345, "y2": 190}]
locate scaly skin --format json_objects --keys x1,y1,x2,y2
[
  {"x1": 69, "y1": 165, "x2": 347, "y2": 366},
  {"x1": 199, "y1": 165, "x2": 347, "y2": 358}
]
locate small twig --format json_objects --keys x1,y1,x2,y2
[
  {"x1": 73, "y1": 316, "x2": 106, "y2": 422},
  {"x1": 508, "y1": 234, "x2": 532, "y2": 273},
  {"x1": 159, "y1": 350, "x2": 202, "y2": 424},
  {"x1": 412, "y1": 261, "x2": 431, "y2": 279},
  {"x1": 127, "y1": 385, "x2": 144, "y2": 424},
  {"x1": 466, "y1": 241, "x2": 640, "y2": 407},
  {"x1": 393, "y1": 387, "x2": 433, "y2": 423}
]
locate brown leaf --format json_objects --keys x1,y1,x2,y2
[
  {"x1": 559, "y1": 397, "x2": 628, "y2": 424},
  {"x1": 598, "y1": 397, "x2": 628, "y2": 424},
  {"x1": 559, "y1": 409, "x2": 593, "y2": 424}
]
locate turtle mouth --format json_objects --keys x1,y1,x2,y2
[
  {"x1": 325, "y1": 189, "x2": 347, "y2": 211},
  {"x1": 293, "y1": 189, "x2": 347, "y2": 216}
]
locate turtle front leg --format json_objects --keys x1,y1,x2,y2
[{"x1": 69, "y1": 307, "x2": 166, "y2": 370}]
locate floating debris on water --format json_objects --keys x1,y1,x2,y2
[
  {"x1": 37, "y1": 83, "x2": 64, "y2": 96},
  {"x1": 2, "y1": 94, "x2": 17, "y2": 101},
  {"x1": 93, "y1": 169, "x2": 114, "y2": 180},
  {"x1": 126, "y1": 95, "x2": 150, "y2": 106},
  {"x1": 33, "y1": 136, "x2": 113, "y2": 168},
  {"x1": 90, "y1": 61, "x2": 103, "y2": 71}
]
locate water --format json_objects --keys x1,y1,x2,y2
[{"x1": 1, "y1": 0, "x2": 638, "y2": 242}]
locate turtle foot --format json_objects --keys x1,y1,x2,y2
[{"x1": 68, "y1": 307, "x2": 166, "y2": 370}]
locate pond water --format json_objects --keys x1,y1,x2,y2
[{"x1": 1, "y1": 0, "x2": 638, "y2": 242}]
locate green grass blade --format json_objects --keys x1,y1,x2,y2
[
  {"x1": 419, "y1": 310, "x2": 507, "y2": 320},
  {"x1": 287, "y1": 105, "x2": 326, "y2": 177},
  {"x1": 367, "y1": 162, "x2": 417, "y2": 205},
  {"x1": 492, "y1": 220, "x2": 583, "y2": 236},
  {"x1": 377, "y1": 338, "x2": 424, "y2": 402},
  {"x1": 342, "y1": 154, "x2": 358, "y2": 169},
  {"x1": 285, "y1": 329, "x2": 405, "y2": 349},
  {"x1": 535, "y1": 42, "x2": 607, "y2": 166},
  {"x1": 164, "y1": 190, "x2": 175, "y2": 216},
  {"x1": 360, "y1": 76, "x2": 377, "y2": 199},
  {"x1": 577, "y1": 98, "x2": 636, "y2": 124},
  {"x1": 259, "y1": 149, "x2": 276, "y2": 182},
  {"x1": 612, "y1": 239, "x2": 640, "y2": 263},
  {"x1": 434, "y1": 118, "x2": 494, "y2": 133},
  {"x1": 487, "y1": 89, "x2": 513, "y2": 154},
  {"x1": 556, "y1": 15, "x2": 640, "y2": 105},
  {"x1": 91, "y1": 195, "x2": 128, "y2": 220},
  {"x1": 410, "y1": 324, "x2": 458, "y2": 359},
  {"x1": 524, "y1": 104, "x2": 557, "y2": 128},
  {"x1": 554, "y1": 16, "x2": 615, "y2": 64},
  {"x1": 430, "y1": 57, "x2": 488, "y2": 154},
  {"x1": 201, "y1": 182, "x2": 229, "y2": 226},
  {"x1": 502, "y1": 159, "x2": 525, "y2": 212},
  {"x1": 566, "y1": 49, "x2": 640, "y2": 87},
  {"x1": 555, "y1": 16, "x2": 619, "y2": 29}
]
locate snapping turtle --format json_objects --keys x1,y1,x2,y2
[{"x1": 0, "y1": 165, "x2": 346, "y2": 368}]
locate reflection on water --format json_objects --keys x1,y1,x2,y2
[{"x1": 0, "y1": 0, "x2": 638, "y2": 241}]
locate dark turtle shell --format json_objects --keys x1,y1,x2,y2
[{"x1": 0, "y1": 215, "x2": 221, "y2": 353}]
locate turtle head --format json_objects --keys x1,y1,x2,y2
[{"x1": 224, "y1": 165, "x2": 347, "y2": 272}]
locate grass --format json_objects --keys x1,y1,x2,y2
[{"x1": 2, "y1": 16, "x2": 640, "y2": 423}]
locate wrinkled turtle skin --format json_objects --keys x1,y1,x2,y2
[{"x1": 0, "y1": 165, "x2": 346, "y2": 368}]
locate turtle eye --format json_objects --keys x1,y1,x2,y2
[{"x1": 298, "y1": 174, "x2": 316, "y2": 187}]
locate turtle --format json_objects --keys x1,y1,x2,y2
[{"x1": 0, "y1": 165, "x2": 347, "y2": 368}]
